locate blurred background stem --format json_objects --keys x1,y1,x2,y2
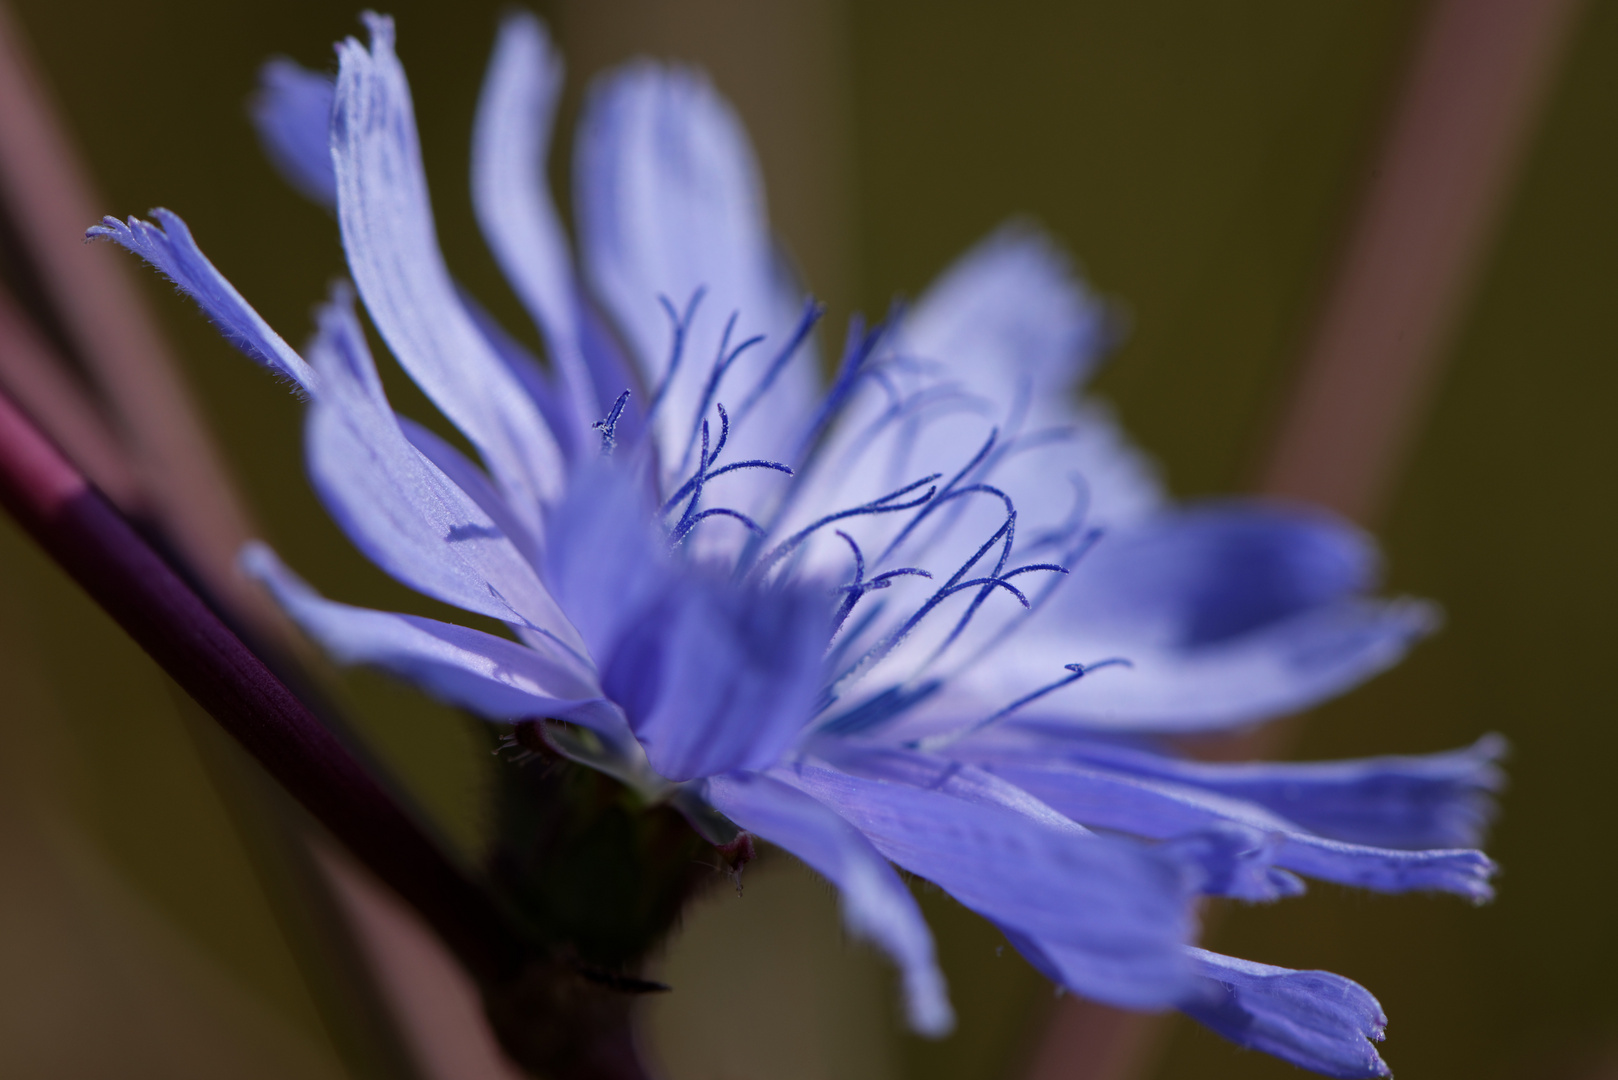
[{"x1": 1023, "y1": 2, "x2": 1583, "y2": 1077}]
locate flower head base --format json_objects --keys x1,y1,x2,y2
[{"x1": 94, "y1": 12, "x2": 1501, "y2": 1076}]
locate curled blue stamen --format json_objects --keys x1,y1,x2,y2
[
  {"x1": 1001, "y1": 563, "x2": 1068, "y2": 580},
  {"x1": 828, "y1": 522, "x2": 1044, "y2": 693},
  {"x1": 829, "y1": 530, "x2": 869, "y2": 636},
  {"x1": 835, "y1": 530, "x2": 866, "y2": 587},
  {"x1": 868, "y1": 567, "x2": 932, "y2": 589},
  {"x1": 751, "y1": 473, "x2": 941, "y2": 582},
  {"x1": 910, "y1": 659, "x2": 1133, "y2": 752},
  {"x1": 670, "y1": 418, "x2": 712, "y2": 537},
  {"x1": 671, "y1": 506, "x2": 766, "y2": 545},
  {"x1": 828, "y1": 530, "x2": 932, "y2": 643},
  {"x1": 591, "y1": 389, "x2": 632, "y2": 456},
  {"x1": 659, "y1": 458, "x2": 793, "y2": 514},
  {"x1": 713, "y1": 401, "x2": 731, "y2": 460},
  {"x1": 679, "y1": 315, "x2": 766, "y2": 476},
  {"x1": 933, "y1": 559, "x2": 1067, "y2": 662},
  {"x1": 877, "y1": 430, "x2": 1002, "y2": 564}
]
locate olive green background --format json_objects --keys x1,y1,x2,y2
[{"x1": 1, "y1": 1, "x2": 1613, "y2": 1078}]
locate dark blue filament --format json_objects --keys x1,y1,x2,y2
[
  {"x1": 911, "y1": 659, "x2": 1134, "y2": 751},
  {"x1": 660, "y1": 459, "x2": 793, "y2": 514},
  {"x1": 647, "y1": 287, "x2": 705, "y2": 424},
  {"x1": 817, "y1": 679, "x2": 944, "y2": 737},
  {"x1": 734, "y1": 297, "x2": 824, "y2": 426},
  {"x1": 749, "y1": 473, "x2": 941, "y2": 582},
  {"x1": 793, "y1": 311, "x2": 893, "y2": 464},
  {"x1": 827, "y1": 481, "x2": 1068, "y2": 696},
  {"x1": 876, "y1": 428, "x2": 1001, "y2": 565},
  {"x1": 678, "y1": 312, "x2": 766, "y2": 477},
  {"x1": 664, "y1": 403, "x2": 785, "y2": 546},
  {"x1": 673, "y1": 507, "x2": 765, "y2": 543},
  {"x1": 591, "y1": 389, "x2": 632, "y2": 456},
  {"x1": 828, "y1": 529, "x2": 931, "y2": 639}
]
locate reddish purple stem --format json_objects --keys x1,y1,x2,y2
[{"x1": 0, "y1": 385, "x2": 529, "y2": 987}]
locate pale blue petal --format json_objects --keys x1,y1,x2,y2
[
  {"x1": 1181, "y1": 948, "x2": 1390, "y2": 1079},
  {"x1": 815, "y1": 742, "x2": 1299, "y2": 901},
  {"x1": 88, "y1": 210, "x2": 316, "y2": 393},
  {"x1": 978, "y1": 757, "x2": 1496, "y2": 899},
  {"x1": 243, "y1": 543, "x2": 619, "y2": 736},
  {"x1": 984, "y1": 732, "x2": 1505, "y2": 850},
  {"x1": 808, "y1": 740, "x2": 1092, "y2": 836},
  {"x1": 955, "y1": 502, "x2": 1437, "y2": 732},
  {"x1": 458, "y1": 283, "x2": 581, "y2": 460},
  {"x1": 251, "y1": 59, "x2": 337, "y2": 208},
  {"x1": 397, "y1": 415, "x2": 543, "y2": 568},
  {"x1": 775, "y1": 760, "x2": 1196, "y2": 1009},
  {"x1": 574, "y1": 62, "x2": 817, "y2": 493},
  {"x1": 472, "y1": 12, "x2": 602, "y2": 447},
  {"x1": 780, "y1": 225, "x2": 1155, "y2": 603},
  {"x1": 302, "y1": 283, "x2": 580, "y2": 649},
  {"x1": 902, "y1": 223, "x2": 1113, "y2": 413},
  {"x1": 332, "y1": 15, "x2": 563, "y2": 534},
  {"x1": 705, "y1": 772, "x2": 952, "y2": 1036}
]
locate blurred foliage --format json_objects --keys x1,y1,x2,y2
[{"x1": 1, "y1": 1, "x2": 1613, "y2": 1079}]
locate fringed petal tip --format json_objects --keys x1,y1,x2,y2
[
  {"x1": 86, "y1": 210, "x2": 317, "y2": 396},
  {"x1": 1183, "y1": 949, "x2": 1392, "y2": 1078}
]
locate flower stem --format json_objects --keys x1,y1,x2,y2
[
  {"x1": 0, "y1": 382, "x2": 528, "y2": 987},
  {"x1": 0, "y1": 382, "x2": 667, "y2": 1079}
]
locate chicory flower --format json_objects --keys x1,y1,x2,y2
[{"x1": 95, "y1": 13, "x2": 1501, "y2": 1077}]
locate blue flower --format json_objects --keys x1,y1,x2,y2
[{"x1": 93, "y1": 14, "x2": 1501, "y2": 1077}]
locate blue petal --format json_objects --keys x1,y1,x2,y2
[
  {"x1": 302, "y1": 283, "x2": 579, "y2": 648},
  {"x1": 1156, "y1": 825, "x2": 1306, "y2": 903},
  {"x1": 243, "y1": 543, "x2": 620, "y2": 737},
  {"x1": 822, "y1": 743, "x2": 1300, "y2": 902},
  {"x1": 988, "y1": 732, "x2": 1505, "y2": 850},
  {"x1": 603, "y1": 575, "x2": 828, "y2": 781},
  {"x1": 251, "y1": 59, "x2": 337, "y2": 208},
  {"x1": 333, "y1": 15, "x2": 563, "y2": 533},
  {"x1": 956, "y1": 502, "x2": 1437, "y2": 731},
  {"x1": 1074, "y1": 501, "x2": 1385, "y2": 647},
  {"x1": 397, "y1": 415, "x2": 543, "y2": 567},
  {"x1": 543, "y1": 459, "x2": 828, "y2": 781},
  {"x1": 88, "y1": 210, "x2": 316, "y2": 393},
  {"x1": 574, "y1": 61, "x2": 817, "y2": 493},
  {"x1": 901, "y1": 224, "x2": 1113, "y2": 410},
  {"x1": 472, "y1": 12, "x2": 602, "y2": 449},
  {"x1": 1181, "y1": 948, "x2": 1390, "y2": 1079},
  {"x1": 541, "y1": 459, "x2": 672, "y2": 664},
  {"x1": 976, "y1": 757, "x2": 1496, "y2": 899},
  {"x1": 705, "y1": 772, "x2": 953, "y2": 1036},
  {"x1": 775, "y1": 759, "x2": 1197, "y2": 1009}
]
